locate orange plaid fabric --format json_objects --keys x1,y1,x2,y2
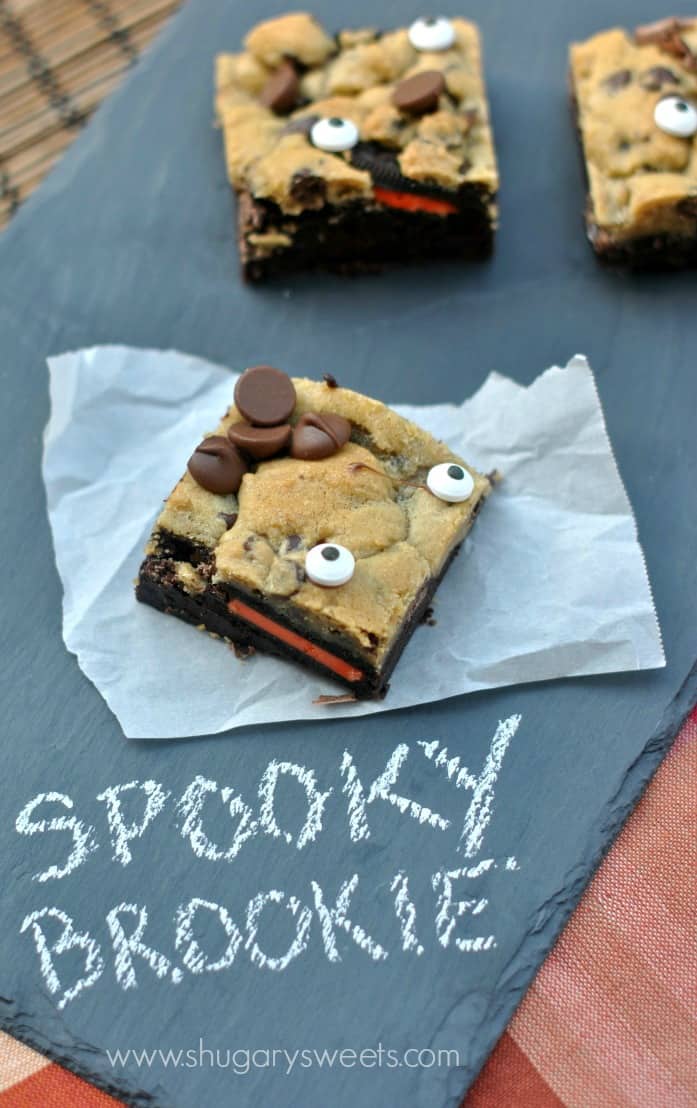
[{"x1": 467, "y1": 707, "x2": 697, "y2": 1107}]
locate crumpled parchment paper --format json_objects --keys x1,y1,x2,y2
[{"x1": 42, "y1": 347, "x2": 664, "y2": 738}]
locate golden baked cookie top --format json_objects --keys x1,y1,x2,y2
[
  {"x1": 570, "y1": 18, "x2": 697, "y2": 239},
  {"x1": 152, "y1": 375, "x2": 490, "y2": 665},
  {"x1": 215, "y1": 12, "x2": 498, "y2": 214}
]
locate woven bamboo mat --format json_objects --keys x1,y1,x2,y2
[{"x1": 0, "y1": 0, "x2": 181, "y2": 229}]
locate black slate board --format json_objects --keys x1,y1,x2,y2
[{"x1": 1, "y1": 1, "x2": 696, "y2": 1105}]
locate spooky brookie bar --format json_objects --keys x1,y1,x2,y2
[
  {"x1": 136, "y1": 367, "x2": 492, "y2": 698},
  {"x1": 215, "y1": 13, "x2": 498, "y2": 279},
  {"x1": 570, "y1": 17, "x2": 697, "y2": 266}
]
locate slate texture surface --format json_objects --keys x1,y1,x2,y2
[{"x1": 0, "y1": 2, "x2": 695, "y2": 1107}]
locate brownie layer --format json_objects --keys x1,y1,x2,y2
[
  {"x1": 239, "y1": 189, "x2": 493, "y2": 281},
  {"x1": 136, "y1": 539, "x2": 463, "y2": 698},
  {"x1": 588, "y1": 225, "x2": 697, "y2": 268}
]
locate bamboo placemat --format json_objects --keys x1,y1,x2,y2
[{"x1": 0, "y1": 0, "x2": 181, "y2": 229}]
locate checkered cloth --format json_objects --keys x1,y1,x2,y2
[
  {"x1": 1, "y1": 2, "x2": 695, "y2": 1103},
  {"x1": 0, "y1": 0, "x2": 180, "y2": 229},
  {"x1": 2, "y1": 709, "x2": 694, "y2": 1106}
]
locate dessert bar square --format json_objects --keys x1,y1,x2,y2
[
  {"x1": 570, "y1": 17, "x2": 697, "y2": 266},
  {"x1": 215, "y1": 13, "x2": 498, "y2": 280},
  {"x1": 136, "y1": 367, "x2": 492, "y2": 699}
]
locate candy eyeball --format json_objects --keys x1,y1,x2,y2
[
  {"x1": 305, "y1": 543, "x2": 355, "y2": 587},
  {"x1": 310, "y1": 116, "x2": 359, "y2": 152},
  {"x1": 427, "y1": 462, "x2": 474, "y2": 503},
  {"x1": 654, "y1": 95, "x2": 697, "y2": 137},
  {"x1": 408, "y1": 16, "x2": 456, "y2": 52}
]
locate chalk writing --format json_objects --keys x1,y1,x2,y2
[
  {"x1": 311, "y1": 876, "x2": 388, "y2": 963},
  {"x1": 419, "y1": 714, "x2": 522, "y2": 855},
  {"x1": 15, "y1": 715, "x2": 523, "y2": 1008},
  {"x1": 96, "y1": 780, "x2": 170, "y2": 866},
  {"x1": 20, "y1": 907, "x2": 104, "y2": 1010},
  {"x1": 176, "y1": 777, "x2": 257, "y2": 862},
  {"x1": 258, "y1": 761, "x2": 332, "y2": 849},
  {"x1": 106, "y1": 904, "x2": 171, "y2": 989},
  {"x1": 15, "y1": 792, "x2": 98, "y2": 882},
  {"x1": 340, "y1": 745, "x2": 450, "y2": 842}
]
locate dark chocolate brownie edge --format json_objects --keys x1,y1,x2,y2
[
  {"x1": 587, "y1": 223, "x2": 697, "y2": 268},
  {"x1": 237, "y1": 189, "x2": 495, "y2": 282}
]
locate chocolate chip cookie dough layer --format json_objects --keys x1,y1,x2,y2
[
  {"x1": 570, "y1": 18, "x2": 697, "y2": 266},
  {"x1": 136, "y1": 373, "x2": 492, "y2": 698},
  {"x1": 215, "y1": 13, "x2": 498, "y2": 280}
]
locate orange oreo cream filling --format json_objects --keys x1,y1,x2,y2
[
  {"x1": 227, "y1": 599, "x2": 365, "y2": 684},
  {"x1": 373, "y1": 187, "x2": 459, "y2": 217}
]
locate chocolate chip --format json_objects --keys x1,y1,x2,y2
[
  {"x1": 188, "y1": 437, "x2": 248, "y2": 495},
  {"x1": 601, "y1": 69, "x2": 632, "y2": 92},
  {"x1": 259, "y1": 60, "x2": 300, "y2": 115},
  {"x1": 290, "y1": 412, "x2": 351, "y2": 460},
  {"x1": 677, "y1": 195, "x2": 697, "y2": 217},
  {"x1": 639, "y1": 65, "x2": 680, "y2": 90},
  {"x1": 393, "y1": 69, "x2": 446, "y2": 114},
  {"x1": 243, "y1": 535, "x2": 255, "y2": 552},
  {"x1": 289, "y1": 169, "x2": 327, "y2": 208},
  {"x1": 635, "y1": 16, "x2": 692, "y2": 45},
  {"x1": 227, "y1": 421, "x2": 291, "y2": 459},
  {"x1": 281, "y1": 115, "x2": 319, "y2": 137},
  {"x1": 234, "y1": 366, "x2": 297, "y2": 427},
  {"x1": 635, "y1": 18, "x2": 697, "y2": 70},
  {"x1": 323, "y1": 373, "x2": 339, "y2": 388},
  {"x1": 285, "y1": 534, "x2": 302, "y2": 550},
  {"x1": 218, "y1": 512, "x2": 238, "y2": 529}
]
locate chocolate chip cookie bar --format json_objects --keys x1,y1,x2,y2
[
  {"x1": 136, "y1": 367, "x2": 493, "y2": 699},
  {"x1": 215, "y1": 13, "x2": 498, "y2": 280},
  {"x1": 570, "y1": 18, "x2": 697, "y2": 266}
]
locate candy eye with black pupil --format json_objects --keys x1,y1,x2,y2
[
  {"x1": 426, "y1": 462, "x2": 475, "y2": 502},
  {"x1": 305, "y1": 543, "x2": 355, "y2": 586},
  {"x1": 310, "y1": 116, "x2": 359, "y2": 152},
  {"x1": 654, "y1": 95, "x2": 697, "y2": 137},
  {"x1": 408, "y1": 16, "x2": 456, "y2": 52}
]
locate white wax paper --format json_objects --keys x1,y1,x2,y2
[{"x1": 43, "y1": 347, "x2": 664, "y2": 739}]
